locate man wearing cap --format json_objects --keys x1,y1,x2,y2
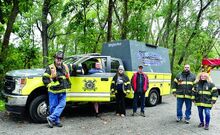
[
  {"x1": 42, "y1": 51, "x2": 71, "y2": 128},
  {"x1": 111, "y1": 65, "x2": 131, "y2": 117},
  {"x1": 131, "y1": 64, "x2": 149, "y2": 117}
]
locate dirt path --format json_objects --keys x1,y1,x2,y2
[{"x1": 0, "y1": 95, "x2": 220, "y2": 135}]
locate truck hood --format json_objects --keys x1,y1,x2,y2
[{"x1": 6, "y1": 69, "x2": 45, "y2": 78}]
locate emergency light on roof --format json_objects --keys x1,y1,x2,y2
[{"x1": 202, "y1": 58, "x2": 220, "y2": 66}]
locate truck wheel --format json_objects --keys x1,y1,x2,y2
[
  {"x1": 146, "y1": 89, "x2": 159, "y2": 107},
  {"x1": 29, "y1": 95, "x2": 48, "y2": 123}
]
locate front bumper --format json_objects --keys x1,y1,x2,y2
[{"x1": 2, "y1": 91, "x2": 28, "y2": 114}]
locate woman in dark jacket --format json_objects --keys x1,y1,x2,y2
[
  {"x1": 192, "y1": 72, "x2": 218, "y2": 130},
  {"x1": 111, "y1": 65, "x2": 131, "y2": 117}
]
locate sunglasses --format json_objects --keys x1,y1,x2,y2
[{"x1": 56, "y1": 57, "x2": 63, "y2": 60}]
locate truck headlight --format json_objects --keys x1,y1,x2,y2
[{"x1": 12, "y1": 78, "x2": 27, "y2": 94}]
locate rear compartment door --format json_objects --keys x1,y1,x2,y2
[{"x1": 66, "y1": 56, "x2": 114, "y2": 102}]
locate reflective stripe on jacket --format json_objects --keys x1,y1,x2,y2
[
  {"x1": 172, "y1": 71, "x2": 196, "y2": 99},
  {"x1": 43, "y1": 63, "x2": 71, "y2": 94},
  {"x1": 111, "y1": 73, "x2": 131, "y2": 94},
  {"x1": 192, "y1": 81, "x2": 218, "y2": 108}
]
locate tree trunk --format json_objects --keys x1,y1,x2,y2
[
  {"x1": 121, "y1": 0, "x2": 128, "y2": 40},
  {"x1": 83, "y1": 0, "x2": 88, "y2": 53},
  {"x1": 1, "y1": 0, "x2": 19, "y2": 60},
  {"x1": 162, "y1": 0, "x2": 173, "y2": 48},
  {"x1": 178, "y1": 0, "x2": 213, "y2": 65},
  {"x1": 41, "y1": 0, "x2": 51, "y2": 67},
  {"x1": 155, "y1": 0, "x2": 189, "y2": 46},
  {"x1": 107, "y1": 0, "x2": 114, "y2": 42},
  {"x1": 147, "y1": 0, "x2": 162, "y2": 43},
  {"x1": 155, "y1": 17, "x2": 168, "y2": 46},
  {"x1": 171, "y1": 0, "x2": 181, "y2": 74}
]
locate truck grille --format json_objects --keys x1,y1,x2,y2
[{"x1": 3, "y1": 76, "x2": 15, "y2": 94}]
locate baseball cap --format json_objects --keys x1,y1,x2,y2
[
  {"x1": 118, "y1": 65, "x2": 124, "y2": 70},
  {"x1": 138, "y1": 64, "x2": 143, "y2": 68}
]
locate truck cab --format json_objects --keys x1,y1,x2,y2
[
  {"x1": 65, "y1": 54, "x2": 123, "y2": 102},
  {"x1": 2, "y1": 54, "x2": 122, "y2": 123}
]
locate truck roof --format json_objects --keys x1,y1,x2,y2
[
  {"x1": 67, "y1": 53, "x2": 119, "y2": 60},
  {"x1": 102, "y1": 40, "x2": 171, "y2": 73}
]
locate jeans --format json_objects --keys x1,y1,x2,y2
[
  {"x1": 48, "y1": 92, "x2": 66, "y2": 124},
  {"x1": 115, "y1": 91, "x2": 126, "y2": 115},
  {"x1": 177, "y1": 98, "x2": 192, "y2": 120},
  {"x1": 133, "y1": 92, "x2": 146, "y2": 113},
  {"x1": 198, "y1": 106, "x2": 211, "y2": 125}
]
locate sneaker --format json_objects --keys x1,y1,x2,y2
[
  {"x1": 121, "y1": 114, "x2": 125, "y2": 117},
  {"x1": 204, "y1": 124, "x2": 209, "y2": 130},
  {"x1": 55, "y1": 123, "x2": 63, "y2": 127},
  {"x1": 140, "y1": 112, "x2": 145, "y2": 117},
  {"x1": 132, "y1": 112, "x2": 137, "y2": 116},
  {"x1": 185, "y1": 119, "x2": 190, "y2": 124},
  {"x1": 198, "y1": 123, "x2": 204, "y2": 128},
  {"x1": 116, "y1": 113, "x2": 120, "y2": 116},
  {"x1": 176, "y1": 118, "x2": 182, "y2": 122},
  {"x1": 46, "y1": 117, "x2": 54, "y2": 128}
]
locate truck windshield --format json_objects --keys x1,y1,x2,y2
[{"x1": 64, "y1": 56, "x2": 82, "y2": 64}]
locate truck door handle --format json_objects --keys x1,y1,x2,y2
[{"x1": 101, "y1": 78, "x2": 109, "y2": 81}]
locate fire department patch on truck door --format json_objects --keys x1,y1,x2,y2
[{"x1": 83, "y1": 79, "x2": 97, "y2": 91}]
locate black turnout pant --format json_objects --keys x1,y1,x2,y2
[{"x1": 115, "y1": 91, "x2": 126, "y2": 115}]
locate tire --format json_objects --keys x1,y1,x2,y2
[
  {"x1": 146, "y1": 89, "x2": 159, "y2": 107},
  {"x1": 29, "y1": 95, "x2": 48, "y2": 123}
]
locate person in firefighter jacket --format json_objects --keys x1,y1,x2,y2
[
  {"x1": 111, "y1": 65, "x2": 131, "y2": 117},
  {"x1": 192, "y1": 72, "x2": 218, "y2": 130},
  {"x1": 172, "y1": 64, "x2": 196, "y2": 123},
  {"x1": 43, "y1": 51, "x2": 71, "y2": 128}
]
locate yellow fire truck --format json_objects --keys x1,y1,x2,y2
[{"x1": 2, "y1": 40, "x2": 171, "y2": 122}]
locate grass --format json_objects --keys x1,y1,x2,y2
[{"x1": 0, "y1": 100, "x2": 5, "y2": 111}]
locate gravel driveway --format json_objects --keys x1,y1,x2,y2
[{"x1": 0, "y1": 95, "x2": 220, "y2": 135}]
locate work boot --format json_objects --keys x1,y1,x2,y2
[
  {"x1": 176, "y1": 118, "x2": 182, "y2": 122},
  {"x1": 198, "y1": 123, "x2": 204, "y2": 128},
  {"x1": 46, "y1": 117, "x2": 54, "y2": 128},
  {"x1": 185, "y1": 119, "x2": 190, "y2": 124},
  {"x1": 204, "y1": 124, "x2": 209, "y2": 130},
  {"x1": 95, "y1": 112, "x2": 100, "y2": 117},
  {"x1": 55, "y1": 123, "x2": 63, "y2": 127},
  {"x1": 140, "y1": 112, "x2": 145, "y2": 117},
  {"x1": 132, "y1": 112, "x2": 137, "y2": 116}
]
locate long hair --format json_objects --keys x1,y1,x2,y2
[{"x1": 195, "y1": 72, "x2": 212, "y2": 83}]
